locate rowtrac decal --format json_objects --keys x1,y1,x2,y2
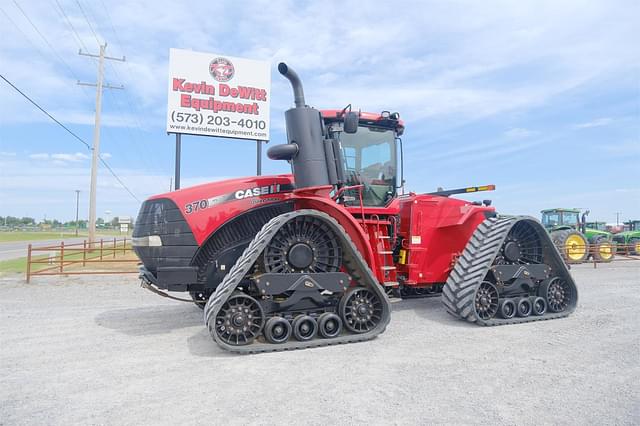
[{"x1": 184, "y1": 183, "x2": 294, "y2": 214}]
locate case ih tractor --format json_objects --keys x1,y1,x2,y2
[
  {"x1": 541, "y1": 208, "x2": 615, "y2": 263},
  {"x1": 132, "y1": 63, "x2": 577, "y2": 353}
]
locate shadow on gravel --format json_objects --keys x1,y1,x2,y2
[
  {"x1": 187, "y1": 328, "x2": 234, "y2": 358},
  {"x1": 95, "y1": 305, "x2": 202, "y2": 335},
  {"x1": 391, "y1": 297, "x2": 475, "y2": 328}
]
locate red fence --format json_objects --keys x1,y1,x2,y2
[{"x1": 26, "y1": 238, "x2": 138, "y2": 283}]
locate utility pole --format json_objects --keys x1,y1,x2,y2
[
  {"x1": 74, "y1": 190, "x2": 80, "y2": 237},
  {"x1": 616, "y1": 212, "x2": 621, "y2": 226},
  {"x1": 78, "y1": 43, "x2": 125, "y2": 244}
]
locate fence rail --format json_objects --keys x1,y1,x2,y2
[{"x1": 26, "y1": 237, "x2": 138, "y2": 282}]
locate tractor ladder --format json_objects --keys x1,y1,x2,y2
[{"x1": 364, "y1": 215, "x2": 398, "y2": 288}]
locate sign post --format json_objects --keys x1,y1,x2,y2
[{"x1": 166, "y1": 49, "x2": 271, "y2": 188}]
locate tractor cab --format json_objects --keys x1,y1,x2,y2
[
  {"x1": 321, "y1": 110, "x2": 404, "y2": 207},
  {"x1": 541, "y1": 208, "x2": 583, "y2": 231}
]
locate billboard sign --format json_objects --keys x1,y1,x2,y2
[{"x1": 166, "y1": 48, "x2": 270, "y2": 141}]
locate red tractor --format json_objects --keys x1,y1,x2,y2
[{"x1": 132, "y1": 63, "x2": 577, "y2": 353}]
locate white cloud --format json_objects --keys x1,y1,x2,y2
[
  {"x1": 100, "y1": 152, "x2": 112, "y2": 159},
  {"x1": 51, "y1": 152, "x2": 90, "y2": 162},
  {"x1": 574, "y1": 117, "x2": 614, "y2": 129},
  {"x1": 504, "y1": 128, "x2": 534, "y2": 139},
  {"x1": 0, "y1": 151, "x2": 17, "y2": 156},
  {"x1": 28, "y1": 153, "x2": 50, "y2": 160}
]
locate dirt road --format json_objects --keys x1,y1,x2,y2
[{"x1": 1, "y1": 262, "x2": 638, "y2": 425}]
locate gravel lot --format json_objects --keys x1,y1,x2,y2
[{"x1": 1, "y1": 262, "x2": 639, "y2": 425}]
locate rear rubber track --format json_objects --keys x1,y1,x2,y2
[
  {"x1": 203, "y1": 209, "x2": 391, "y2": 354},
  {"x1": 442, "y1": 216, "x2": 578, "y2": 326}
]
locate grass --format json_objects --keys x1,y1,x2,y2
[{"x1": 0, "y1": 230, "x2": 132, "y2": 243}]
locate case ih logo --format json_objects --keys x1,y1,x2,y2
[{"x1": 209, "y1": 57, "x2": 235, "y2": 82}]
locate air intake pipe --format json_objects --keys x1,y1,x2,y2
[{"x1": 267, "y1": 62, "x2": 331, "y2": 189}]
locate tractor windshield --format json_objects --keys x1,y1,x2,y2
[
  {"x1": 563, "y1": 212, "x2": 579, "y2": 226},
  {"x1": 338, "y1": 126, "x2": 397, "y2": 206},
  {"x1": 541, "y1": 212, "x2": 560, "y2": 227}
]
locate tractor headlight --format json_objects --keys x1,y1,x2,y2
[{"x1": 131, "y1": 235, "x2": 162, "y2": 247}]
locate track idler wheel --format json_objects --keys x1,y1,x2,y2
[
  {"x1": 474, "y1": 281, "x2": 499, "y2": 320},
  {"x1": 318, "y1": 312, "x2": 343, "y2": 338},
  {"x1": 531, "y1": 296, "x2": 547, "y2": 316},
  {"x1": 214, "y1": 293, "x2": 264, "y2": 346},
  {"x1": 292, "y1": 315, "x2": 317, "y2": 341},
  {"x1": 539, "y1": 277, "x2": 574, "y2": 313},
  {"x1": 499, "y1": 299, "x2": 516, "y2": 319},
  {"x1": 340, "y1": 287, "x2": 384, "y2": 333},
  {"x1": 264, "y1": 317, "x2": 292, "y2": 344},
  {"x1": 516, "y1": 298, "x2": 532, "y2": 317}
]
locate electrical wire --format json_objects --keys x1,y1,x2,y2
[
  {"x1": 75, "y1": 0, "x2": 101, "y2": 45},
  {"x1": 0, "y1": 73, "x2": 141, "y2": 202}
]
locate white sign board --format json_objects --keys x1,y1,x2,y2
[{"x1": 166, "y1": 48, "x2": 270, "y2": 141}]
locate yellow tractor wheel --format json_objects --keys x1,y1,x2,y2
[{"x1": 551, "y1": 229, "x2": 589, "y2": 264}]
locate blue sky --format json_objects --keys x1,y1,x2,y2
[{"x1": 1, "y1": 0, "x2": 638, "y2": 223}]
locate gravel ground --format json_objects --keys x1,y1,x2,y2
[{"x1": 1, "y1": 262, "x2": 639, "y2": 425}]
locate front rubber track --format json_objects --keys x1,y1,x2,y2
[
  {"x1": 442, "y1": 216, "x2": 578, "y2": 326},
  {"x1": 203, "y1": 209, "x2": 391, "y2": 354}
]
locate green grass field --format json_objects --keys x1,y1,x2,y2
[{"x1": 0, "y1": 230, "x2": 132, "y2": 243}]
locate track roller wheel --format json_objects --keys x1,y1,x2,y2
[
  {"x1": 264, "y1": 317, "x2": 292, "y2": 344},
  {"x1": 292, "y1": 315, "x2": 317, "y2": 341},
  {"x1": 499, "y1": 299, "x2": 516, "y2": 319},
  {"x1": 531, "y1": 296, "x2": 547, "y2": 316},
  {"x1": 214, "y1": 292, "x2": 264, "y2": 346},
  {"x1": 317, "y1": 312, "x2": 342, "y2": 338},
  {"x1": 539, "y1": 277, "x2": 573, "y2": 313},
  {"x1": 340, "y1": 287, "x2": 384, "y2": 333},
  {"x1": 516, "y1": 297, "x2": 532, "y2": 317}
]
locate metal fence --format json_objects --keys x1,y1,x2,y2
[{"x1": 26, "y1": 238, "x2": 138, "y2": 283}]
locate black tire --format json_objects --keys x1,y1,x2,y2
[
  {"x1": 531, "y1": 296, "x2": 547, "y2": 316},
  {"x1": 292, "y1": 315, "x2": 317, "y2": 341},
  {"x1": 516, "y1": 298, "x2": 532, "y2": 317},
  {"x1": 317, "y1": 312, "x2": 343, "y2": 338},
  {"x1": 630, "y1": 238, "x2": 640, "y2": 255},
  {"x1": 264, "y1": 317, "x2": 292, "y2": 344},
  {"x1": 550, "y1": 229, "x2": 589, "y2": 264},
  {"x1": 499, "y1": 299, "x2": 516, "y2": 319},
  {"x1": 591, "y1": 236, "x2": 615, "y2": 263}
]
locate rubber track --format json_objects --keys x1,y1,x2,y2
[
  {"x1": 203, "y1": 209, "x2": 391, "y2": 354},
  {"x1": 442, "y1": 216, "x2": 578, "y2": 326}
]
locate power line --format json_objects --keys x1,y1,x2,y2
[
  {"x1": 75, "y1": 0, "x2": 101, "y2": 45},
  {"x1": 0, "y1": 73, "x2": 91, "y2": 150},
  {"x1": 53, "y1": 0, "x2": 88, "y2": 52},
  {"x1": 0, "y1": 73, "x2": 140, "y2": 203}
]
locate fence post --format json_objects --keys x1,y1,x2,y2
[
  {"x1": 113, "y1": 237, "x2": 117, "y2": 258},
  {"x1": 100, "y1": 239, "x2": 104, "y2": 261},
  {"x1": 26, "y1": 244, "x2": 32, "y2": 283},
  {"x1": 60, "y1": 241, "x2": 65, "y2": 273},
  {"x1": 123, "y1": 237, "x2": 127, "y2": 254},
  {"x1": 83, "y1": 240, "x2": 87, "y2": 266}
]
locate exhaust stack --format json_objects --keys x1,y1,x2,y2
[{"x1": 267, "y1": 62, "x2": 332, "y2": 189}]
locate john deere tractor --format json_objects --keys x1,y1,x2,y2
[
  {"x1": 541, "y1": 208, "x2": 615, "y2": 263},
  {"x1": 612, "y1": 220, "x2": 640, "y2": 255}
]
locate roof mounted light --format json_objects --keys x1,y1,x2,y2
[{"x1": 390, "y1": 112, "x2": 400, "y2": 120}]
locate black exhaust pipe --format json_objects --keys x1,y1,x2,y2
[
  {"x1": 267, "y1": 63, "x2": 332, "y2": 189},
  {"x1": 278, "y1": 63, "x2": 305, "y2": 108}
]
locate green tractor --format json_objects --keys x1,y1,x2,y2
[
  {"x1": 541, "y1": 208, "x2": 615, "y2": 263},
  {"x1": 612, "y1": 220, "x2": 640, "y2": 255}
]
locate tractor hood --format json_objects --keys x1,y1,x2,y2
[{"x1": 147, "y1": 174, "x2": 295, "y2": 245}]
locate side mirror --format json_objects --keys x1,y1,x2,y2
[{"x1": 344, "y1": 111, "x2": 359, "y2": 134}]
